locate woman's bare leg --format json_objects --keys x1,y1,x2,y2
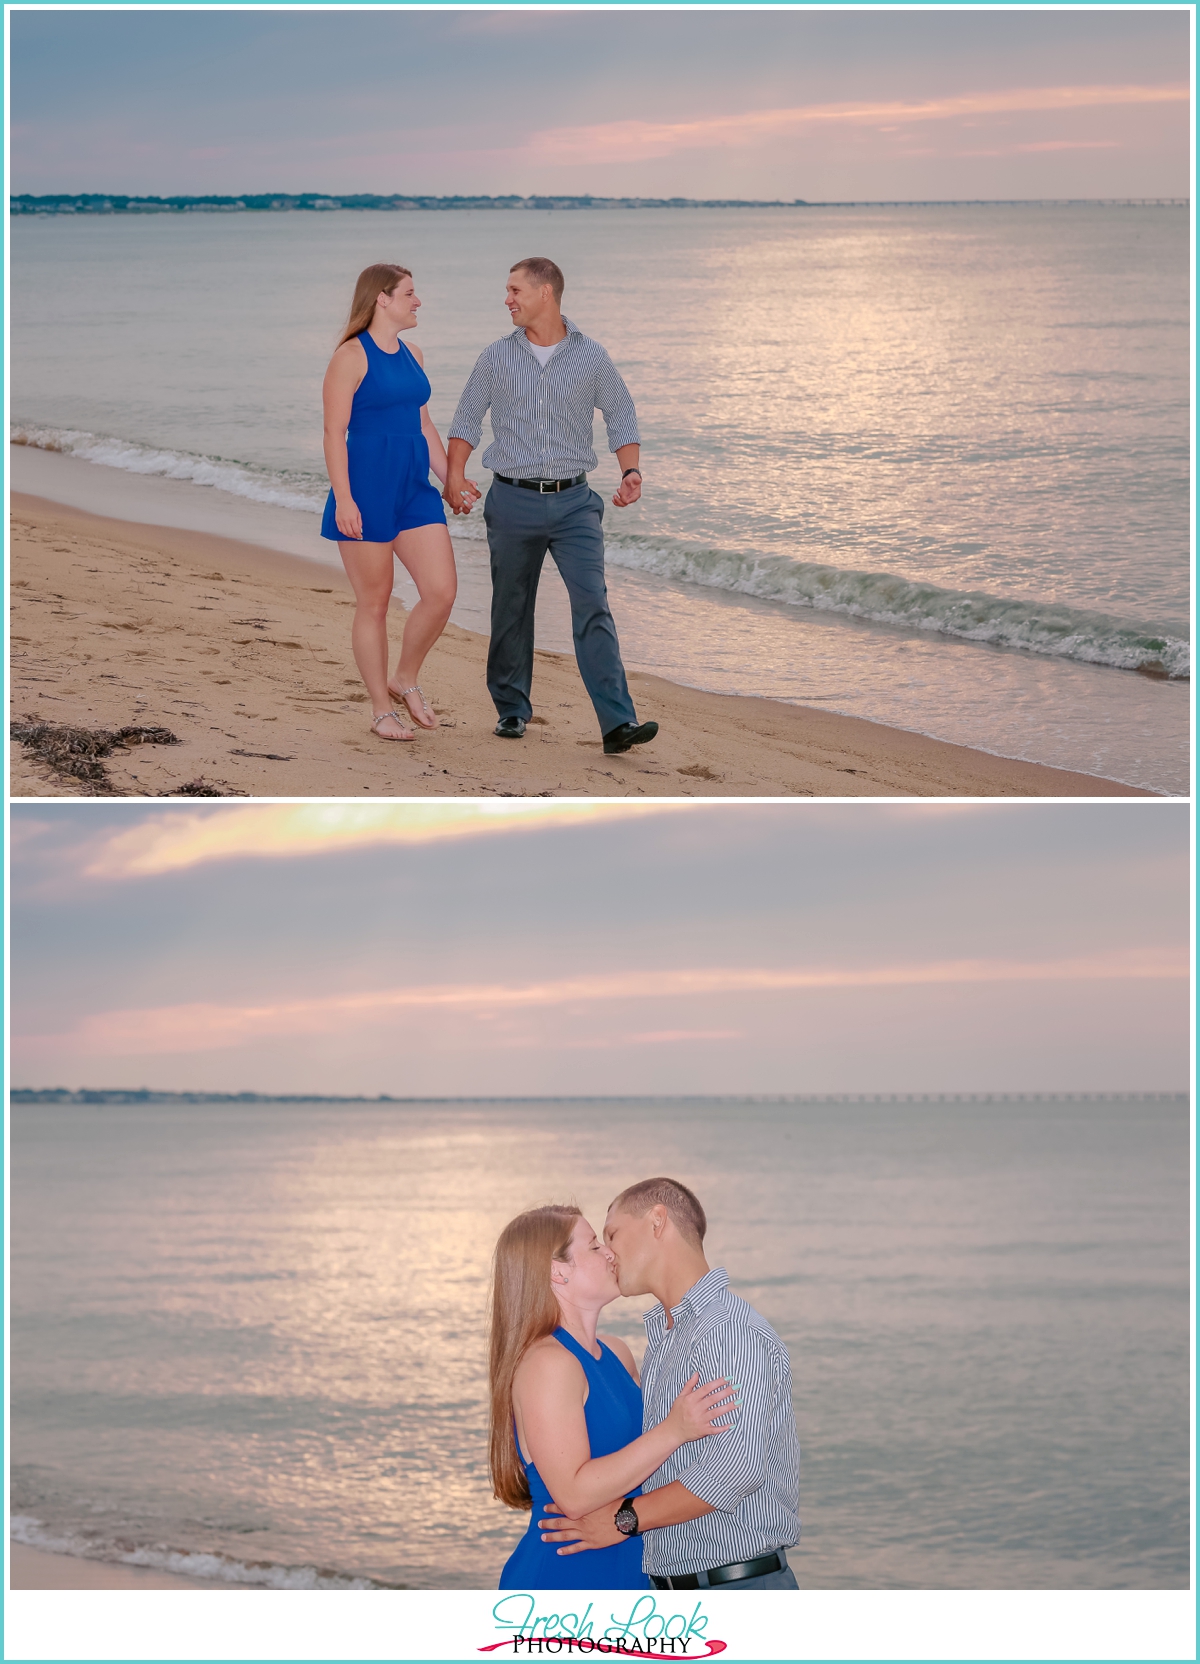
[
  {"x1": 387, "y1": 522, "x2": 458, "y2": 727},
  {"x1": 338, "y1": 539, "x2": 415, "y2": 740}
]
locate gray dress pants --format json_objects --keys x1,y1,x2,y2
[{"x1": 483, "y1": 478, "x2": 637, "y2": 735}]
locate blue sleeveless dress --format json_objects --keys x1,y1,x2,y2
[
  {"x1": 321, "y1": 332, "x2": 446, "y2": 543},
  {"x1": 499, "y1": 1329, "x2": 650, "y2": 1590}
]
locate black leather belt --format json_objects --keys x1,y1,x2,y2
[
  {"x1": 651, "y1": 1550, "x2": 785, "y2": 1589},
  {"x1": 493, "y1": 472, "x2": 586, "y2": 493}
]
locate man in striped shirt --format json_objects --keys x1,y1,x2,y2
[
  {"x1": 538, "y1": 1177, "x2": 801, "y2": 1590},
  {"x1": 444, "y1": 258, "x2": 659, "y2": 755}
]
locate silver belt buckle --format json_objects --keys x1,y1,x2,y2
[{"x1": 538, "y1": 480, "x2": 555, "y2": 493}]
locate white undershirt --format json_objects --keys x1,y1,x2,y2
[{"x1": 526, "y1": 335, "x2": 564, "y2": 368}]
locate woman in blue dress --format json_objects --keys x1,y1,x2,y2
[
  {"x1": 489, "y1": 1205, "x2": 735, "y2": 1589},
  {"x1": 321, "y1": 264, "x2": 480, "y2": 741}
]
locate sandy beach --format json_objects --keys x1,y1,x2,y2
[
  {"x1": 9, "y1": 1542, "x2": 256, "y2": 1590},
  {"x1": 10, "y1": 494, "x2": 1149, "y2": 799}
]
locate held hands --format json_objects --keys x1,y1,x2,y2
[
  {"x1": 612, "y1": 470, "x2": 642, "y2": 509},
  {"x1": 443, "y1": 475, "x2": 482, "y2": 516},
  {"x1": 538, "y1": 1499, "x2": 625, "y2": 1556},
  {"x1": 666, "y1": 1372, "x2": 739, "y2": 1445},
  {"x1": 334, "y1": 498, "x2": 364, "y2": 540}
]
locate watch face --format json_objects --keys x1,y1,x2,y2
[{"x1": 616, "y1": 1502, "x2": 638, "y2": 1536}]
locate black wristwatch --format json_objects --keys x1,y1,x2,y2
[
  {"x1": 622, "y1": 468, "x2": 642, "y2": 479},
  {"x1": 615, "y1": 1497, "x2": 641, "y2": 1537}
]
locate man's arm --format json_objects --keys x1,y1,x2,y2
[
  {"x1": 613, "y1": 443, "x2": 641, "y2": 508},
  {"x1": 667, "y1": 1327, "x2": 775, "y2": 1511},
  {"x1": 538, "y1": 1483, "x2": 714, "y2": 1555},
  {"x1": 596, "y1": 350, "x2": 641, "y2": 508},
  {"x1": 444, "y1": 355, "x2": 493, "y2": 515}
]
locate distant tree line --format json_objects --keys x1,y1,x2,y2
[
  {"x1": 10, "y1": 1087, "x2": 400, "y2": 1103},
  {"x1": 9, "y1": 192, "x2": 810, "y2": 215},
  {"x1": 11, "y1": 193, "x2": 1187, "y2": 218}
]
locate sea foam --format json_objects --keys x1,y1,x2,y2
[
  {"x1": 12, "y1": 421, "x2": 1189, "y2": 679},
  {"x1": 601, "y1": 537, "x2": 1191, "y2": 680},
  {"x1": 10, "y1": 1513, "x2": 389, "y2": 1590},
  {"x1": 11, "y1": 421, "x2": 327, "y2": 515}
]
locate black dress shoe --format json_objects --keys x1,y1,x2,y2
[
  {"x1": 494, "y1": 715, "x2": 526, "y2": 739},
  {"x1": 603, "y1": 720, "x2": 659, "y2": 755}
]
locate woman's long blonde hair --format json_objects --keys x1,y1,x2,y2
[
  {"x1": 337, "y1": 263, "x2": 412, "y2": 347},
  {"x1": 488, "y1": 1204, "x2": 581, "y2": 1509}
]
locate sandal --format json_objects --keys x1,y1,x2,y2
[
  {"x1": 392, "y1": 683, "x2": 437, "y2": 729},
  {"x1": 370, "y1": 710, "x2": 417, "y2": 742}
]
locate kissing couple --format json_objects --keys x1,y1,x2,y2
[{"x1": 489, "y1": 1178, "x2": 800, "y2": 1591}]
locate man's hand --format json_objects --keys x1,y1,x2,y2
[
  {"x1": 613, "y1": 444, "x2": 641, "y2": 508},
  {"x1": 612, "y1": 470, "x2": 642, "y2": 509},
  {"x1": 443, "y1": 475, "x2": 481, "y2": 516},
  {"x1": 537, "y1": 1500, "x2": 625, "y2": 1556},
  {"x1": 444, "y1": 438, "x2": 481, "y2": 516}
]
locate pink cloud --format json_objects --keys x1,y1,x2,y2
[
  {"x1": 83, "y1": 801, "x2": 674, "y2": 879},
  {"x1": 17, "y1": 949, "x2": 1185, "y2": 1059},
  {"x1": 959, "y1": 140, "x2": 1121, "y2": 157},
  {"x1": 521, "y1": 83, "x2": 1188, "y2": 165},
  {"x1": 561, "y1": 1029, "x2": 747, "y2": 1050}
]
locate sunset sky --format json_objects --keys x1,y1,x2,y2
[
  {"x1": 9, "y1": 9, "x2": 1190, "y2": 200},
  {"x1": 10, "y1": 802, "x2": 1189, "y2": 1097}
]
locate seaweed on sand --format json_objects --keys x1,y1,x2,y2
[
  {"x1": 10, "y1": 718, "x2": 180, "y2": 794},
  {"x1": 172, "y1": 778, "x2": 244, "y2": 797}
]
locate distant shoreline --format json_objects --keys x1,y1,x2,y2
[
  {"x1": 11, "y1": 1090, "x2": 1186, "y2": 1106},
  {"x1": 10, "y1": 192, "x2": 1190, "y2": 215}
]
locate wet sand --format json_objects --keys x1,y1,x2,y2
[
  {"x1": 9, "y1": 1542, "x2": 256, "y2": 1590},
  {"x1": 10, "y1": 494, "x2": 1149, "y2": 799}
]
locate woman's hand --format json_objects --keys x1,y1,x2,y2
[
  {"x1": 443, "y1": 476, "x2": 481, "y2": 516},
  {"x1": 335, "y1": 498, "x2": 363, "y2": 540},
  {"x1": 664, "y1": 1373, "x2": 738, "y2": 1446}
]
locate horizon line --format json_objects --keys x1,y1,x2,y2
[{"x1": 11, "y1": 1088, "x2": 1188, "y2": 1104}]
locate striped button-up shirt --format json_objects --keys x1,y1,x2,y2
[
  {"x1": 639, "y1": 1268, "x2": 800, "y2": 1578},
  {"x1": 447, "y1": 317, "x2": 640, "y2": 479}
]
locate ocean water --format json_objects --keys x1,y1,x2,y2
[
  {"x1": 8, "y1": 206, "x2": 1190, "y2": 792},
  {"x1": 10, "y1": 1095, "x2": 1190, "y2": 1591}
]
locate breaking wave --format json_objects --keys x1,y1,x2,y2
[
  {"x1": 11, "y1": 421, "x2": 327, "y2": 515},
  {"x1": 601, "y1": 538, "x2": 1190, "y2": 680},
  {"x1": 12, "y1": 421, "x2": 1188, "y2": 678},
  {"x1": 10, "y1": 1513, "x2": 391, "y2": 1590}
]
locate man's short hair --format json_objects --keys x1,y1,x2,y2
[
  {"x1": 609, "y1": 1177, "x2": 707, "y2": 1248},
  {"x1": 510, "y1": 257, "x2": 565, "y2": 304}
]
